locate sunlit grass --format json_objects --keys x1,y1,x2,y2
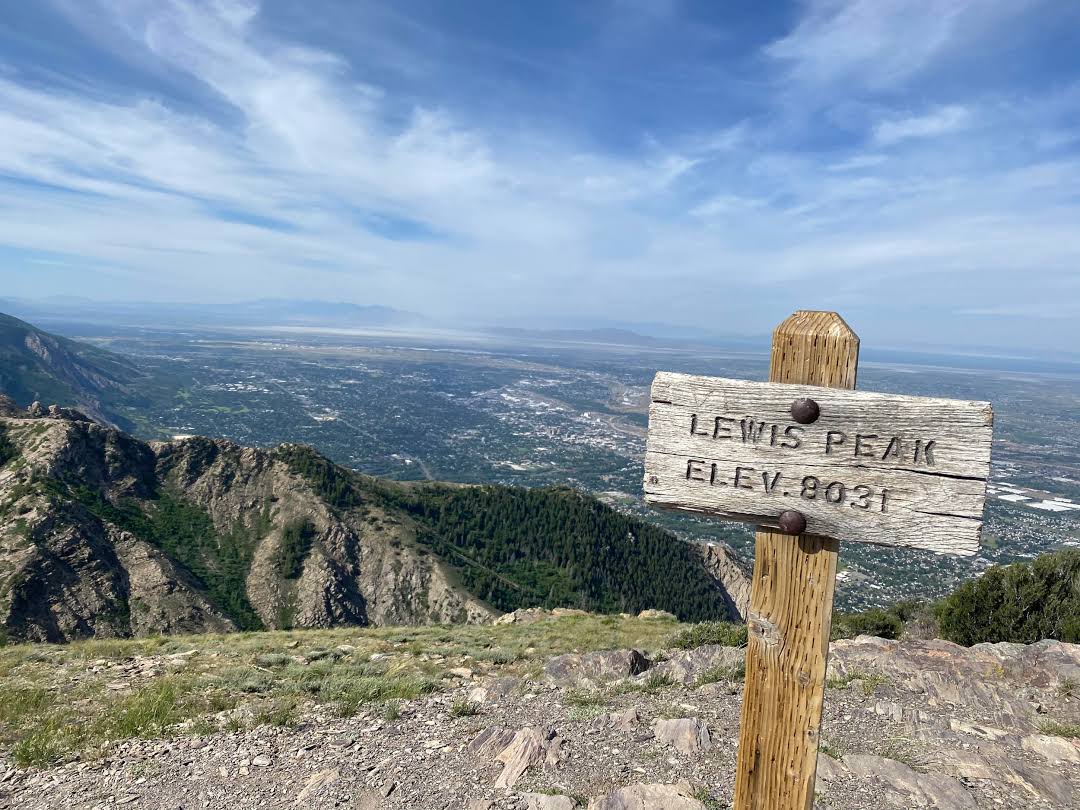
[{"x1": 0, "y1": 613, "x2": 678, "y2": 767}]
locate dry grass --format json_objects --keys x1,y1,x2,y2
[
  {"x1": 1038, "y1": 719, "x2": 1080, "y2": 739},
  {"x1": 0, "y1": 613, "x2": 677, "y2": 767},
  {"x1": 826, "y1": 669, "x2": 890, "y2": 696}
]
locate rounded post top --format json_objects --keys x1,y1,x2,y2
[{"x1": 773, "y1": 311, "x2": 859, "y2": 343}]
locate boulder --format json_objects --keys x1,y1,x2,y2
[
  {"x1": 545, "y1": 649, "x2": 651, "y2": 683},
  {"x1": 816, "y1": 752, "x2": 847, "y2": 782},
  {"x1": 468, "y1": 726, "x2": 517, "y2": 757},
  {"x1": 843, "y1": 754, "x2": 976, "y2": 808},
  {"x1": 652, "y1": 718, "x2": 711, "y2": 755},
  {"x1": 492, "y1": 727, "x2": 563, "y2": 789},
  {"x1": 637, "y1": 609, "x2": 677, "y2": 621},
  {"x1": 468, "y1": 676, "x2": 520, "y2": 705},
  {"x1": 524, "y1": 794, "x2": 578, "y2": 809},
  {"x1": 295, "y1": 768, "x2": 339, "y2": 804},
  {"x1": 587, "y1": 784, "x2": 705, "y2": 810},
  {"x1": 611, "y1": 707, "x2": 640, "y2": 732},
  {"x1": 643, "y1": 644, "x2": 743, "y2": 686}
]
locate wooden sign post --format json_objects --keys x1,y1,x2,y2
[{"x1": 642, "y1": 311, "x2": 993, "y2": 810}]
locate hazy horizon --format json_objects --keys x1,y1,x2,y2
[{"x1": 10, "y1": 293, "x2": 1080, "y2": 370}]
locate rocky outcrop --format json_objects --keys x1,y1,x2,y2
[
  {"x1": 0, "y1": 411, "x2": 495, "y2": 642},
  {"x1": 842, "y1": 754, "x2": 977, "y2": 808},
  {"x1": 696, "y1": 541, "x2": 751, "y2": 620},
  {"x1": 545, "y1": 649, "x2": 652, "y2": 684},
  {"x1": 829, "y1": 636, "x2": 1080, "y2": 730}
]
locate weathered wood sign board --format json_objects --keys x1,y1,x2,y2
[{"x1": 644, "y1": 372, "x2": 993, "y2": 554}]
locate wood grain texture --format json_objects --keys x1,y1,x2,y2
[
  {"x1": 733, "y1": 311, "x2": 856, "y2": 810},
  {"x1": 643, "y1": 373, "x2": 992, "y2": 554}
]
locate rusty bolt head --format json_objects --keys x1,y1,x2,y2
[
  {"x1": 778, "y1": 510, "x2": 807, "y2": 535},
  {"x1": 791, "y1": 397, "x2": 820, "y2": 425}
]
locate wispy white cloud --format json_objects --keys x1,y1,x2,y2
[
  {"x1": 873, "y1": 105, "x2": 971, "y2": 145},
  {"x1": 765, "y1": 0, "x2": 1039, "y2": 91},
  {"x1": 0, "y1": 0, "x2": 1077, "y2": 351}
]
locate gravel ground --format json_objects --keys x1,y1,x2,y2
[{"x1": 2, "y1": 635, "x2": 1077, "y2": 809}]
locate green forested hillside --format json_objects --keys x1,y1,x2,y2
[
  {"x1": 274, "y1": 444, "x2": 732, "y2": 621},
  {"x1": 391, "y1": 484, "x2": 728, "y2": 618}
]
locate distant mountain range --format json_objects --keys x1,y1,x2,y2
[{"x1": 0, "y1": 297, "x2": 428, "y2": 329}]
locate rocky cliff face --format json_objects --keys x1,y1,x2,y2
[
  {"x1": 0, "y1": 405, "x2": 746, "y2": 643},
  {"x1": 697, "y1": 541, "x2": 751, "y2": 620},
  {"x1": 0, "y1": 404, "x2": 493, "y2": 641}
]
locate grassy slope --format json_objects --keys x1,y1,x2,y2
[{"x1": 0, "y1": 613, "x2": 691, "y2": 767}]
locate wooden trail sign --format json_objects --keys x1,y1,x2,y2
[
  {"x1": 641, "y1": 311, "x2": 994, "y2": 810},
  {"x1": 644, "y1": 375, "x2": 993, "y2": 554}
]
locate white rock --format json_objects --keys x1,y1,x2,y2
[
  {"x1": 524, "y1": 793, "x2": 578, "y2": 810},
  {"x1": 587, "y1": 784, "x2": 705, "y2": 810},
  {"x1": 652, "y1": 718, "x2": 711, "y2": 755},
  {"x1": 1021, "y1": 734, "x2": 1080, "y2": 765}
]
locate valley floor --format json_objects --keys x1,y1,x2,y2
[{"x1": 0, "y1": 613, "x2": 1077, "y2": 809}]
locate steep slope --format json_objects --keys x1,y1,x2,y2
[
  {"x1": 0, "y1": 311, "x2": 143, "y2": 427},
  {"x1": 0, "y1": 403, "x2": 747, "y2": 642}
]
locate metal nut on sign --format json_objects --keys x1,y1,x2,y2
[
  {"x1": 791, "y1": 398, "x2": 820, "y2": 425},
  {"x1": 778, "y1": 510, "x2": 807, "y2": 535}
]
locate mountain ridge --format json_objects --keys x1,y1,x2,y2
[
  {"x1": 0, "y1": 401, "x2": 747, "y2": 643},
  {"x1": 0, "y1": 311, "x2": 147, "y2": 428}
]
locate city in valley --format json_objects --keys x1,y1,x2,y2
[{"x1": 61, "y1": 320, "x2": 1080, "y2": 612}]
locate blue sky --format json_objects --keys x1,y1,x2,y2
[{"x1": 1, "y1": 1, "x2": 1079, "y2": 351}]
